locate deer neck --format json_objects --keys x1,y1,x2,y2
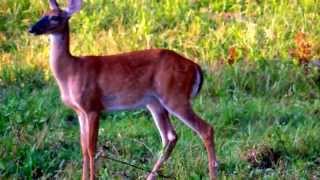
[{"x1": 49, "y1": 23, "x2": 75, "y2": 81}]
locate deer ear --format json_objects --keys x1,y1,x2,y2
[
  {"x1": 66, "y1": 0, "x2": 82, "y2": 16},
  {"x1": 49, "y1": 0, "x2": 60, "y2": 10}
]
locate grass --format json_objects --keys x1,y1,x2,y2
[{"x1": 1, "y1": 0, "x2": 320, "y2": 179}]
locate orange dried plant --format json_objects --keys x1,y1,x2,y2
[
  {"x1": 227, "y1": 46, "x2": 237, "y2": 65},
  {"x1": 291, "y1": 32, "x2": 313, "y2": 65}
]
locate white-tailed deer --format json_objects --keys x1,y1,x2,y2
[{"x1": 29, "y1": 0, "x2": 217, "y2": 179}]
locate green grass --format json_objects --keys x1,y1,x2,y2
[{"x1": 1, "y1": 0, "x2": 320, "y2": 179}]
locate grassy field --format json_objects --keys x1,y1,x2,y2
[{"x1": 1, "y1": 0, "x2": 320, "y2": 179}]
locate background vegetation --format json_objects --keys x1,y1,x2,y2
[{"x1": 1, "y1": 0, "x2": 320, "y2": 179}]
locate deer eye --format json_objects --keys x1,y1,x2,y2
[{"x1": 49, "y1": 16, "x2": 62, "y2": 21}]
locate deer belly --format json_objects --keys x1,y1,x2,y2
[{"x1": 102, "y1": 95, "x2": 151, "y2": 111}]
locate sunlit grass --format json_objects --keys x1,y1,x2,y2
[{"x1": 1, "y1": 0, "x2": 320, "y2": 70}]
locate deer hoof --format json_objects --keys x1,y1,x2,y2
[{"x1": 146, "y1": 172, "x2": 157, "y2": 180}]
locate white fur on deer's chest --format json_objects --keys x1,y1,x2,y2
[
  {"x1": 56, "y1": 79, "x2": 81, "y2": 110},
  {"x1": 58, "y1": 83, "x2": 75, "y2": 108}
]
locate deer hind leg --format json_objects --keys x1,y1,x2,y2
[
  {"x1": 146, "y1": 101, "x2": 178, "y2": 180},
  {"x1": 161, "y1": 100, "x2": 218, "y2": 180},
  {"x1": 78, "y1": 111, "x2": 100, "y2": 180}
]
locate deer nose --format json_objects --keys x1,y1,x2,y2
[
  {"x1": 28, "y1": 27, "x2": 33, "y2": 33},
  {"x1": 28, "y1": 25, "x2": 40, "y2": 35},
  {"x1": 28, "y1": 26, "x2": 36, "y2": 34}
]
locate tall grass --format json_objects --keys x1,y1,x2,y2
[{"x1": 1, "y1": 0, "x2": 320, "y2": 179}]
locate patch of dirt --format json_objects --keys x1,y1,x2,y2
[{"x1": 242, "y1": 145, "x2": 281, "y2": 169}]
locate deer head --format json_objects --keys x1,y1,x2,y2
[{"x1": 29, "y1": 0, "x2": 82, "y2": 35}]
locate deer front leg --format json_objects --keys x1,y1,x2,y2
[
  {"x1": 78, "y1": 111, "x2": 100, "y2": 180},
  {"x1": 78, "y1": 112, "x2": 89, "y2": 180},
  {"x1": 85, "y1": 111, "x2": 100, "y2": 180},
  {"x1": 146, "y1": 102, "x2": 178, "y2": 180}
]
